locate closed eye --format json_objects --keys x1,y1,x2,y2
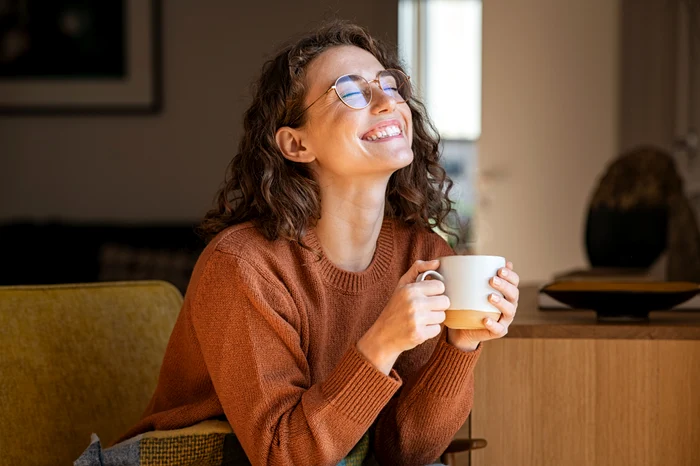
[{"x1": 341, "y1": 91, "x2": 364, "y2": 99}]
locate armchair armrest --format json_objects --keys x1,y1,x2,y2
[{"x1": 440, "y1": 437, "x2": 488, "y2": 465}]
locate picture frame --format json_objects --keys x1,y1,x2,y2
[{"x1": 0, "y1": 0, "x2": 162, "y2": 115}]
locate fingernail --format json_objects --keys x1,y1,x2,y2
[
  {"x1": 500, "y1": 268, "x2": 508, "y2": 277},
  {"x1": 485, "y1": 318, "x2": 493, "y2": 325},
  {"x1": 492, "y1": 277, "x2": 501, "y2": 286},
  {"x1": 490, "y1": 293, "x2": 501, "y2": 302}
]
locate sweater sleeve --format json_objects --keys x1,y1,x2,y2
[
  {"x1": 371, "y1": 231, "x2": 481, "y2": 465},
  {"x1": 372, "y1": 336, "x2": 481, "y2": 465},
  {"x1": 189, "y1": 250, "x2": 401, "y2": 466}
]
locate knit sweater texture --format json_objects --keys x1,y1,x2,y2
[{"x1": 119, "y1": 217, "x2": 481, "y2": 465}]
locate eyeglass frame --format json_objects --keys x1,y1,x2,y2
[{"x1": 295, "y1": 68, "x2": 412, "y2": 119}]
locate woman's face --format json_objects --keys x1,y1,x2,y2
[{"x1": 300, "y1": 45, "x2": 414, "y2": 182}]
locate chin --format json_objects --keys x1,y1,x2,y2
[
  {"x1": 396, "y1": 145, "x2": 415, "y2": 161},
  {"x1": 384, "y1": 148, "x2": 414, "y2": 171}
]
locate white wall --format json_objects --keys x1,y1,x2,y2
[
  {"x1": 476, "y1": 0, "x2": 620, "y2": 282},
  {"x1": 0, "y1": 0, "x2": 398, "y2": 222}
]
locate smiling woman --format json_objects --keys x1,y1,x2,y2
[{"x1": 86, "y1": 20, "x2": 521, "y2": 466}]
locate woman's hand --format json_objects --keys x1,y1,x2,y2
[
  {"x1": 447, "y1": 261, "x2": 520, "y2": 352},
  {"x1": 357, "y1": 260, "x2": 450, "y2": 374}
]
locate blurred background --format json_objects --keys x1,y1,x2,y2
[{"x1": 0, "y1": 0, "x2": 698, "y2": 289}]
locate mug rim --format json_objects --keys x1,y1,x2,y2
[{"x1": 438, "y1": 254, "x2": 505, "y2": 261}]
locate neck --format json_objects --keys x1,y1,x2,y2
[{"x1": 313, "y1": 179, "x2": 388, "y2": 272}]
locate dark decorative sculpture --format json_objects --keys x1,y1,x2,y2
[{"x1": 585, "y1": 146, "x2": 700, "y2": 282}]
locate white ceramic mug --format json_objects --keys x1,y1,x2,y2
[{"x1": 416, "y1": 255, "x2": 506, "y2": 329}]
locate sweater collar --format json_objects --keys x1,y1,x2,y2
[{"x1": 304, "y1": 217, "x2": 395, "y2": 293}]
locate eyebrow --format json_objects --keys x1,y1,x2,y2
[{"x1": 325, "y1": 69, "x2": 386, "y2": 86}]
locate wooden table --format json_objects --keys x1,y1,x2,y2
[{"x1": 457, "y1": 285, "x2": 700, "y2": 466}]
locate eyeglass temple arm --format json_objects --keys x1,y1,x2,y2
[{"x1": 299, "y1": 86, "x2": 335, "y2": 116}]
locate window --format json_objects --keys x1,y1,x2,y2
[{"x1": 399, "y1": 0, "x2": 482, "y2": 140}]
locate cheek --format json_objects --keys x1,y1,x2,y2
[
  {"x1": 312, "y1": 119, "x2": 361, "y2": 158},
  {"x1": 328, "y1": 111, "x2": 363, "y2": 143},
  {"x1": 401, "y1": 108, "x2": 414, "y2": 143},
  {"x1": 404, "y1": 122, "x2": 414, "y2": 149}
]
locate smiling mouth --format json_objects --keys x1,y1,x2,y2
[{"x1": 362, "y1": 125, "x2": 403, "y2": 141}]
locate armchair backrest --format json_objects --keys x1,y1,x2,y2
[{"x1": 0, "y1": 281, "x2": 182, "y2": 466}]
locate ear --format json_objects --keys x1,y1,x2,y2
[{"x1": 275, "y1": 126, "x2": 316, "y2": 163}]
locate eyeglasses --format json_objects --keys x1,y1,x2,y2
[{"x1": 298, "y1": 69, "x2": 412, "y2": 117}]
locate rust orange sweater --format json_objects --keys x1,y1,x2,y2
[{"x1": 119, "y1": 218, "x2": 481, "y2": 465}]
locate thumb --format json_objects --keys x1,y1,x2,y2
[{"x1": 397, "y1": 259, "x2": 440, "y2": 287}]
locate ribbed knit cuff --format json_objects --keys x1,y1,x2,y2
[
  {"x1": 321, "y1": 346, "x2": 402, "y2": 425},
  {"x1": 413, "y1": 339, "x2": 481, "y2": 398}
]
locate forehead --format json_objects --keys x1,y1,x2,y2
[{"x1": 305, "y1": 45, "x2": 385, "y2": 89}]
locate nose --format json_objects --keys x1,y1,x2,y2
[{"x1": 369, "y1": 80, "x2": 397, "y2": 114}]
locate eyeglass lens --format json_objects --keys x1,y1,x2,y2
[{"x1": 335, "y1": 70, "x2": 411, "y2": 109}]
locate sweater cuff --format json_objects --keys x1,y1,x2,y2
[
  {"x1": 321, "y1": 346, "x2": 402, "y2": 425},
  {"x1": 414, "y1": 338, "x2": 481, "y2": 398}
]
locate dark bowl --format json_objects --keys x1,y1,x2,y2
[{"x1": 540, "y1": 282, "x2": 700, "y2": 321}]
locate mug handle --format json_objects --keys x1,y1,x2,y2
[{"x1": 416, "y1": 270, "x2": 445, "y2": 282}]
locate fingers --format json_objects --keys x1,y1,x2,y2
[
  {"x1": 424, "y1": 294, "x2": 450, "y2": 311},
  {"x1": 424, "y1": 323, "x2": 443, "y2": 339},
  {"x1": 499, "y1": 264, "x2": 520, "y2": 287},
  {"x1": 490, "y1": 262, "x2": 519, "y2": 330},
  {"x1": 410, "y1": 279, "x2": 446, "y2": 296},
  {"x1": 489, "y1": 293, "x2": 516, "y2": 323},
  {"x1": 491, "y1": 269, "x2": 519, "y2": 304},
  {"x1": 426, "y1": 310, "x2": 446, "y2": 325},
  {"x1": 484, "y1": 316, "x2": 508, "y2": 337},
  {"x1": 398, "y1": 259, "x2": 440, "y2": 287},
  {"x1": 412, "y1": 259, "x2": 440, "y2": 275}
]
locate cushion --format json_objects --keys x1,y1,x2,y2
[
  {"x1": 73, "y1": 421, "x2": 370, "y2": 466},
  {"x1": 74, "y1": 420, "x2": 248, "y2": 466}
]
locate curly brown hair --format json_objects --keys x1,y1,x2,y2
[{"x1": 198, "y1": 20, "x2": 455, "y2": 245}]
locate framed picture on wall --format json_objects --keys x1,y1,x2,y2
[{"x1": 0, "y1": 0, "x2": 162, "y2": 115}]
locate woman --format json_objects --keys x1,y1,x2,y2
[{"x1": 120, "y1": 21, "x2": 519, "y2": 466}]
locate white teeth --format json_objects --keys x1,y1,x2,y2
[{"x1": 364, "y1": 125, "x2": 402, "y2": 141}]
